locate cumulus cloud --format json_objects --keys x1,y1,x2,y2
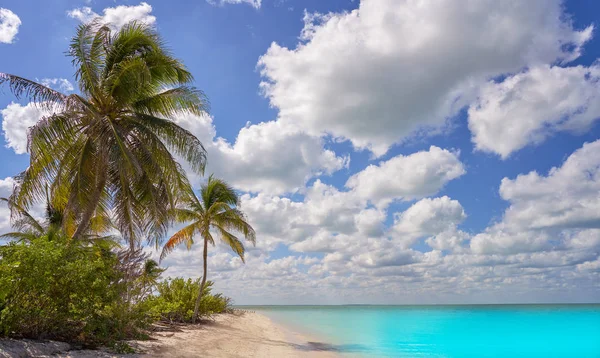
[
  {"x1": 0, "y1": 8, "x2": 21, "y2": 44},
  {"x1": 67, "y1": 2, "x2": 156, "y2": 30},
  {"x1": 345, "y1": 146, "x2": 465, "y2": 207},
  {"x1": 164, "y1": 141, "x2": 600, "y2": 303},
  {"x1": 241, "y1": 180, "x2": 367, "y2": 252},
  {"x1": 499, "y1": 140, "x2": 600, "y2": 231},
  {"x1": 206, "y1": 0, "x2": 261, "y2": 9},
  {"x1": 392, "y1": 196, "x2": 466, "y2": 248},
  {"x1": 0, "y1": 102, "x2": 50, "y2": 154},
  {"x1": 0, "y1": 177, "x2": 15, "y2": 235},
  {"x1": 469, "y1": 64, "x2": 600, "y2": 158},
  {"x1": 39, "y1": 78, "x2": 74, "y2": 92},
  {"x1": 4, "y1": 0, "x2": 598, "y2": 305},
  {"x1": 258, "y1": 0, "x2": 593, "y2": 156},
  {"x1": 471, "y1": 139, "x2": 600, "y2": 255},
  {"x1": 470, "y1": 229, "x2": 551, "y2": 255},
  {"x1": 172, "y1": 113, "x2": 348, "y2": 195}
]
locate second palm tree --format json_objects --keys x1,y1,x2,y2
[{"x1": 160, "y1": 175, "x2": 256, "y2": 322}]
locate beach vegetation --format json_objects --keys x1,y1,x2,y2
[
  {"x1": 0, "y1": 19, "x2": 246, "y2": 350},
  {"x1": 146, "y1": 277, "x2": 233, "y2": 323},
  {"x1": 0, "y1": 234, "x2": 153, "y2": 346},
  {"x1": 160, "y1": 175, "x2": 255, "y2": 322}
]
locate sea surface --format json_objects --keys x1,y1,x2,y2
[{"x1": 238, "y1": 305, "x2": 600, "y2": 357}]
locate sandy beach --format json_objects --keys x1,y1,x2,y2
[
  {"x1": 136, "y1": 312, "x2": 340, "y2": 358},
  {"x1": 0, "y1": 312, "x2": 341, "y2": 357}
]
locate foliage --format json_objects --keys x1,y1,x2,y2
[
  {"x1": 0, "y1": 235, "x2": 154, "y2": 346},
  {"x1": 146, "y1": 277, "x2": 233, "y2": 323},
  {"x1": 0, "y1": 196, "x2": 117, "y2": 243},
  {"x1": 117, "y1": 247, "x2": 166, "y2": 305},
  {"x1": 160, "y1": 175, "x2": 256, "y2": 261},
  {"x1": 0, "y1": 20, "x2": 241, "y2": 348},
  {"x1": 0, "y1": 20, "x2": 208, "y2": 248},
  {"x1": 160, "y1": 175, "x2": 254, "y2": 322}
]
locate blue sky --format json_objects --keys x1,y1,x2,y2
[{"x1": 1, "y1": 0, "x2": 600, "y2": 305}]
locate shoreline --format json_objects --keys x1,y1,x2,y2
[
  {"x1": 136, "y1": 311, "x2": 341, "y2": 357},
  {"x1": 0, "y1": 312, "x2": 342, "y2": 357}
]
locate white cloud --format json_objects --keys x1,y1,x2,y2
[
  {"x1": 0, "y1": 177, "x2": 15, "y2": 235},
  {"x1": 352, "y1": 245, "x2": 419, "y2": 268},
  {"x1": 172, "y1": 113, "x2": 348, "y2": 195},
  {"x1": 470, "y1": 140, "x2": 600, "y2": 255},
  {"x1": 40, "y1": 78, "x2": 74, "y2": 93},
  {"x1": 426, "y1": 227, "x2": 470, "y2": 252},
  {"x1": 240, "y1": 180, "x2": 367, "y2": 252},
  {"x1": 174, "y1": 141, "x2": 600, "y2": 304},
  {"x1": 67, "y1": 2, "x2": 156, "y2": 30},
  {"x1": 0, "y1": 102, "x2": 50, "y2": 154},
  {"x1": 470, "y1": 229, "x2": 551, "y2": 255},
  {"x1": 392, "y1": 196, "x2": 466, "y2": 248},
  {"x1": 469, "y1": 64, "x2": 600, "y2": 158},
  {"x1": 0, "y1": 8, "x2": 21, "y2": 44},
  {"x1": 566, "y1": 229, "x2": 600, "y2": 250},
  {"x1": 3, "y1": 0, "x2": 597, "y2": 305},
  {"x1": 206, "y1": 0, "x2": 261, "y2": 9},
  {"x1": 499, "y1": 140, "x2": 600, "y2": 231},
  {"x1": 258, "y1": 0, "x2": 592, "y2": 156},
  {"x1": 345, "y1": 146, "x2": 465, "y2": 207},
  {"x1": 0, "y1": 176, "x2": 46, "y2": 241},
  {"x1": 355, "y1": 208, "x2": 385, "y2": 237}
]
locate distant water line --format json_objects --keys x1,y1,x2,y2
[{"x1": 237, "y1": 304, "x2": 600, "y2": 357}]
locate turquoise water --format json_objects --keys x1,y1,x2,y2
[{"x1": 239, "y1": 305, "x2": 600, "y2": 357}]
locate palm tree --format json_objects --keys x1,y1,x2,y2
[
  {"x1": 0, "y1": 193, "x2": 112, "y2": 242},
  {"x1": 160, "y1": 176, "x2": 256, "y2": 323},
  {"x1": 0, "y1": 20, "x2": 207, "y2": 248},
  {"x1": 0, "y1": 197, "x2": 47, "y2": 242}
]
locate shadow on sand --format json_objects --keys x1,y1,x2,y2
[{"x1": 290, "y1": 341, "x2": 370, "y2": 354}]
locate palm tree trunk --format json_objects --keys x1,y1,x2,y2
[
  {"x1": 192, "y1": 236, "x2": 208, "y2": 323},
  {"x1": 72, "y1": 169, "x2": 107, "y2": 239}
]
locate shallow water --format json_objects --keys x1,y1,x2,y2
[{"x1": 238, "y1": 305, "x2": 600, "y2": 357}]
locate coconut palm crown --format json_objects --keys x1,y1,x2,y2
[
  {"x1": 0, "y1": 20, "x2": 208, "y2": 248},
  {"x1": 160, "y1": 175, "x2": 256, "y2": 322}
]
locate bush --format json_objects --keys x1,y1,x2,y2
[
  {"x1": 0, "y1": 235, "x2": 152, "y2": 346},
  {"x1": 146, "y1": 277, "x2": 233, "y2": 323}
]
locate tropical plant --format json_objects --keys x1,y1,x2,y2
[
  {"x1": 146, "y1": 277, "x2": 232, "y2": 323},
  {"x1": 0, "y1": 192, "x2": 112, "y2": 242},
  {"x1": 0, "y1": 233, "x2": 149, "y2": 345},
  {"x1": 117, "y1": 247, "x2": 166, "y2": 305},
  {"x1": 160, "y1": 176, "x2": 255, "y2": 322},
  {"x1": 0, "y1": 20, "x2": 208, "y2": 249}
]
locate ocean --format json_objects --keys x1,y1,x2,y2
[{"x1": 239, "y1": 305, "x2": 600, "y2": 357}]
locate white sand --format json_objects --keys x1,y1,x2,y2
[
  {"x1": 1, "y1": 312, "x2": 342, "y2": 357},
  {"x1": 136, "y1": 312, "x2": 341, "y2": 358}
]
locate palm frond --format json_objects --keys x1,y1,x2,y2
[
  {"x1": 132, "y1": 86, "x2": 208, "y2": 117},
  {"x1": 213, "y1": 224, "x2": 246, "y2": 261},
  {"x1": 1, "y1": 197, "x2": 44, "y2": 234},
  {"x1": 160, "y1": 223, "x2": 198, "y2": 261},
  {"x1": 69, "y1": 21, "x2": 107, "y2": 97},
  {"x1": 215, "y1": 208, "x2": 256, "y2": 245},
  {"x1": 0, "y1": 73, "x2": 68, "y2": 109},
  {"x1": 130, "y1": 113, "x2": 207, "y2": 174},
  {"x1": 0, "y1": 231, "x2": 37, "y2": 243},
  {"x1": 202, "y1": 175, "x2": 239, "y2": 210},
  {"x1": 170, "y1": 207, "x2": 200, "y2": 224}
]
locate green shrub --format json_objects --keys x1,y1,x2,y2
[
  {"x1": 146, "y1": 277, "x2": 233, "y2": 323},
  {"x1": 0, "y1": 235, "x2": 152, "y2": 346}
]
